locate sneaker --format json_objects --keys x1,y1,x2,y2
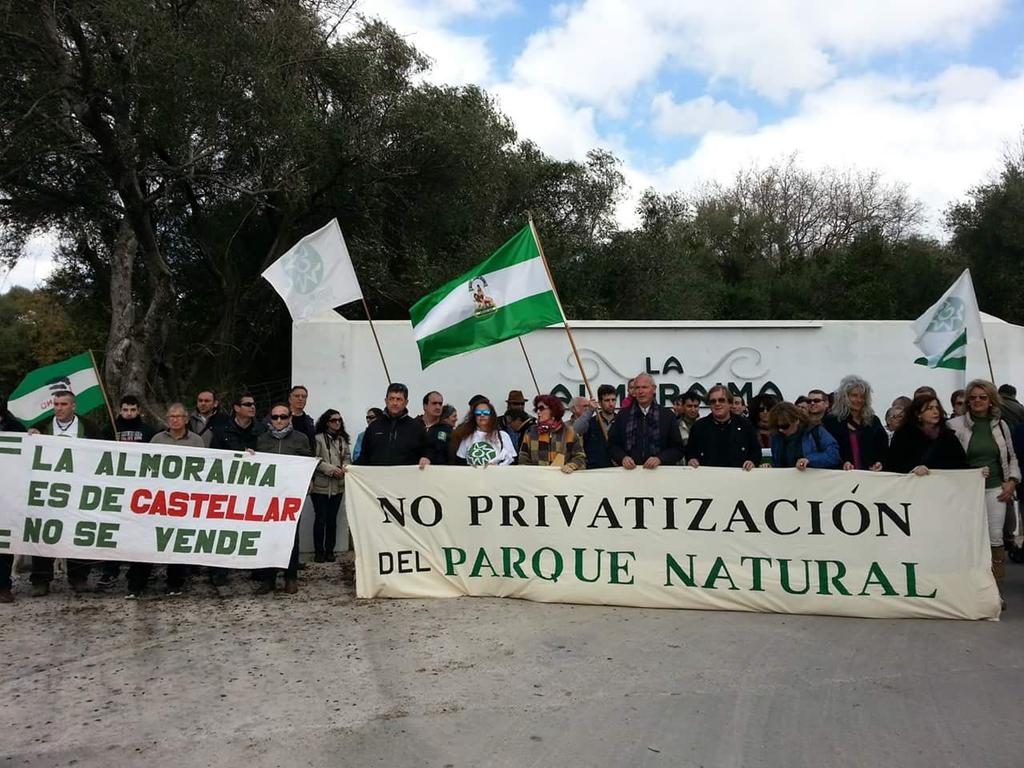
[
  {"x1": 284, "y1": 579, "x2": 298, "y2": 594},
  {"x1": 125, "y1": 592, "x2": 139, "y2": 600},
  {"x1": 0, "y1": 588, "x2": 14, "y2": 603},
  {"x1": 95, "y1": 575, "x2": 116, "y2": 592},
  {"x1": 31, "y1": 583, "x2": 49, "y2": 597},
  {"x1": 164, "y1": 588, "x2": 183, "y2": 597}
]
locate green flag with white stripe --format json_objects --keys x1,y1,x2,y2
[
  {"x1": 7, "y1": 352, "x2": 104, "y2": 426},
  {"x1": 409, "y1": 224, "x2": 565, "y2": 368}
]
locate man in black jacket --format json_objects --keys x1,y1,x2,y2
[
  {"x1": 608, "y1": 374, "x2": 683, "y2": 469},
  {"x1": 211, "y1": 393, "x2": 264, "y2": 451},
  {"x1": 686, "y1": 384, "x2": 760, "y2": 470},
  {"x1": 357, "y1": 383, "x2": 430, "y2": 468}
]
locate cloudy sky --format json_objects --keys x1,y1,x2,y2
[{"x1": 4, "y1": 0, "x2": 1023, "y2": 290}]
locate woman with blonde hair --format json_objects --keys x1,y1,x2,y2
[
  {"x1": 949, "y1": 379, "x2": 1020, "y2": 608},
  {"x1": 768, "y1": 402, "x2": 840, "y2": 470},
  {"x1": 822, "y1": 375, "x2": 888, "y2": 471}
]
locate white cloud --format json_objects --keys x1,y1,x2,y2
[
  {"x1": 0, "y1": 232, "x2": 59, "y2": 292},
  {"x1": 651, "y1": 93, "x2": 757, "y2": 136},
  {"x1": 644, "y1": 66, "x2": 1024, "y2": 233},
  {"x1": 510, "y1": 0, "x2": 1006, "y2": 106}
]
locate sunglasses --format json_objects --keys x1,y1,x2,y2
[
  {"x1": 535, "y1": 404, "x2": 550, "y2": 411},
  {"x1": 328, "y1": 417, "x2": 342, "y2": 423},
  {"x1": 270, "y1": 414, "x2": 291, "y2": 421},
  {"x1": 708, "y1": 397, "x2": 728, "y2": 404},
  {"x1": 474, "y1": 409, "x2": 492, "y2": 416},
  {"x1": 240, "y1": 401, "x2": 256, "y2": 407},
  {"x1": 968, "y1": 394, "x2": 989, "y2": 401},
  {"x1": 807, "y1": 398, "x2": 825, "y2": 404}
]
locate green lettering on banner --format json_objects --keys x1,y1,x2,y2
[
  {"x1": 608, "y1": 551, "x2": 635, "y2": 585},
  {"x1": 532, "y1": 547, "x2": 563, "y2": 583},
  {"x1": 778, "y1": 559, "x2": 812, "y2": 595},
  {"x1": 173, "y1": 528, "x2": 196, "y2": 553},
  {"x1": 443, "y1": 547, "x2": 467, "y2": 575},
  {"x1": 470, "y1": 548, "x2": 499, "y2": 578},
  {"x1": 501, "y1": 547, "x2": 529, "y2": 578},
  {"x1": 23, "y1": 518, "x2": 62, "y2": 544},
  {"x1": 815, "y1": 560, "x2": 852, "y2": 596},
  {"x1": 258, "y1": 465, "x2": 276, "y2": 487},
  {"x1": 902, "y1": 562, "x2": 937, "y2": 599},
  {"x1": 215, "y1": 530, "x2": 238, "y2": 554},
  {"x1": 859, "y1": 562, "x2": 899, "y2": 596},
  {"x1": 95, "y1": 452, "x2": 114, "y2": 475},
  {"x1": 238, "y1": 531, "x2": 260, "y2": 556},
  {"x1": 740, "y1": 556, "x2": 772, "y2": 591},
  {"x1": 664, "y1": 553, "x2": 697, "y2": 587},
  {"x1": 574, "y1": 547, "x2": 605, "y2": 583},
  {"x1": 155, "y1": 526, "x2": 174, "y2": 552},
  {"x1": 194, "y1": 529, "x2": 216, "y2": 553},
  {"x1": 702, "y1": 557, "x2": 739, "y2": 590}
]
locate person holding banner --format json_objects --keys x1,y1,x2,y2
[
  {"x1": 357, "y1": 384, "x2": 430, "y2": 468},
  {"x1": 452, "y1": 400, "x2": 517, "y2": 466},
  {"x1": 0, "y1": 395, "x2": 26, "y2": 603},
  {"x1": 28, "y1": 390, "x2": 100, "y2": 596},
  {"x1": 311, "y1": 410, "x2": 351, "y2": 562},
  {"x1": 608, "y1": 374, "x2": 684, "y2": 470},
  {"x1": 768, "y1": 402, "x2": 841, "y2": 470},
  {"x1": 949, "y1": 380, "x2": 1020, "y2": 608},
  {"x1": 518, "y1": 395, "x2": 586, "y2": 473},
  {"x1": 887, "y1": 395, "x2": 967, "y2": 475},
  {"x1": 822, "y1": 375, "x2": 888, "y2": 472},
  {"x1": 256, "y1": 404, "x2": 314, "y2": 594},
  {"x1": 685, "y1": 384, "x2": 760, "y2": 470}
]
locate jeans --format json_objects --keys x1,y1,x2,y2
[
  {"x1": 984, "y1": 488, "x2": 1007, "y2": 547},
  {"x1": 127, "y1": 563, "x2": 188, "y2": 593}
]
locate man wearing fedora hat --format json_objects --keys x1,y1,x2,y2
[{"x1": 500, "y1": 389, "x2": 534, "y2": 453}]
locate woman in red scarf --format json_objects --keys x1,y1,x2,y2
[{"x1": 517, "y1": 395, "x2": 586, "y2": 473}]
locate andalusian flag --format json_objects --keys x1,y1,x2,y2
[
  {"x1": 7, "y1": 352, "x2": 104, "y2": 426},
  {"x1": 912, "y1": 269, "x2": 984, "y2": 372},
  {"x1": 410, "y1": 224, "x2": 565, "y2": 368}
]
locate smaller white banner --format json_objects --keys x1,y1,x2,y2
[{"x1": 0, "y1": 433, "x2": 320, "y2": 568}]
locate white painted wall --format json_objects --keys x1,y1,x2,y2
[{"x1": 293, "y1": 315, "x2": 1024, "y2": 425}]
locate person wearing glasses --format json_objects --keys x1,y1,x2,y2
[
  {"x1": 311, "y1": 410, "x2": 352, "y2": 563},
  {"x1": 768, "y1": 402, "x2": 840, "y2": 470},
  {"x1": 685, "y1": 384, "x2": 760, "y2": 470},
  {"x1": 211, "y1": 392, "x2": 264, "y2": 451},
  {"x1": 451, "y1": 399, "x2": 516, "y2": 466},
  {"x1": 749, "y1": 393, "x2": 779, "y2": 467},
  {"x1": 949, "y1": 379, "x2": 1020, "y2": 608},
  {"x1": 805, "y1": 389, "x2": 829, "y2": 427},
  {"x1": 256, "y1": 403, "x2": 314, "y2": 594},
  {"x1": 356, "y1": 383, "x2": 430, "y2": 468},
  {"x1": 352, "y1": 407, "x2": 384, "y2": 462},
  {"x1": 518, "y1": 395, "x2": 586, "y2": 473},
  {"x1": 608, "y1": 373, "x2": 684, "y2": 470},
  {"x1": 822, "y1": 375, "x2": 888, "y2": 472}
]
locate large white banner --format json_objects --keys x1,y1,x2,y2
[
  {"x1": 0, "y1": 433, "x2": 319, "y2": 568},
  {"x1": 346, "y1": 465, "x2": 1000, "y2": 620}
]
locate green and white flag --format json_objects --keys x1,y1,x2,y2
[
  {"x1": 262, "y1": 218, "x2": 363, "y2": 322},
  {"x1": 912, "y1": 269, "x2": 984, "y2": 373},
  {"x1": 409, "y1": 224, "x2": 565, "y2": 368},
  {"x1": 8, "y1": 352, "x2": 104, "y2": 426}
]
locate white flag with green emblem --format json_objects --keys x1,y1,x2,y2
[
  {"x1": 7, "y1": 352, "x2": 104, "y2": 427},
  {"x1": 912, "y1": 269, "x2": 984, "y2": 374},
  {"x1": 409, "y1": 224, "x2": 565, "y2": 368},
  {"x1": 262, "y1": 218, "x2": 363, "y2": 321}
]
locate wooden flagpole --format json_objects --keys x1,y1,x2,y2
[
  {"x1": 88, "y1": 349, "x2": 119, "y2": 439},
  {"x1": 982, "y1": 337, "x2": 996, "y2": 383},
  {"x1": 360, "y1": 297, "x2": 393, "y2": 385},
  {"x1": 527, "y1": 214, "x2": 608, "y2": 438},
  {"x1": 518, "y1": 337, "x2": 541, "y2": 396}
]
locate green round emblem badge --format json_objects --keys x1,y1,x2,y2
[{"x1": 466, "y1": 441, "x2": 497, "y2": 465}]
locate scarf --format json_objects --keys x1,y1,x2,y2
[
  {"x1": 536, "y1": 419, "x2": 563, "y2": 435},
  {"x1": 920, "y1": 424, "x2": 941, "y2": 440},
  {"x1": 623, "y1": 402, "x2": 662, "y2": 459},
  {"x1": 270, "y1": 424, "x2": 294, "y2": 439}
]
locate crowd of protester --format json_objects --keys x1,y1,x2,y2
[{"x1": 0, "y1": 372, "x2": 1021, "y2": 609}]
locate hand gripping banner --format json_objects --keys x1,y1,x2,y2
[
  {"x1": 345, "y1": 465, "x2": 1000, "y2": 620},
  {"x1": 0, "y1": 433, "x2": 320, "y2": 569}
]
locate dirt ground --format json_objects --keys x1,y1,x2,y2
[{"x1": 2, "y1": 556, "x2": 1022, "y2": 768}]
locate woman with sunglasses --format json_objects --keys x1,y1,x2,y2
[
  {"x1": 255, "y1": 403, "x2": 314, "y2": 594},
  {"x1": 949, "y1": 379, "x2": 1020, "y2": 608},
  {"x1": 352, "y1": 407, "x2": 384, "y2": 462},
  {"x1": 887, "y1": 394, "x2": 966, "y2": 475},
  {"x1": 451, "y1": 400, "x2": 516, "y2": 466},
  {"x1": 749, "y1": 394, "x2": 779, "y2": 467},
  {"x1": 768, "y1": 402, "x2": 840, "y2": 470},
  {"x1": 518, "y1": 395, "x2": 586, "y2": 473},
  {"x1": 310, "y1": 409, "x2": 352, "y2": 563}
]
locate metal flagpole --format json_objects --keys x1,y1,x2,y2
[
  {"x1": 527, "y1": 214, "x2": 607, "y2": 439},
  {"x1": 88, "y1": 349, "x2": 119, "y2": 440},
  {"x1": 360, "y1": 297, "x2": 393, "y2": 385}
]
